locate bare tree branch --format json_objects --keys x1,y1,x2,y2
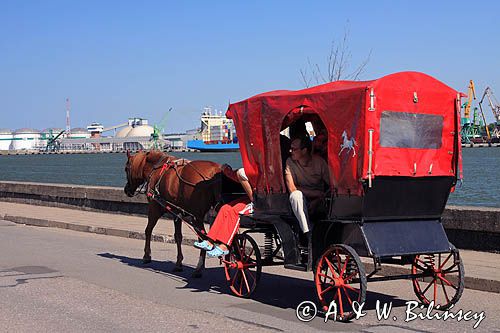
[{"x1": 299, "y1": 25, "x2": 370, "y2": 87}]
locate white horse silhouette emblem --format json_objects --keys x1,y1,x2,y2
[{"x1": 338, "y1": 130, "x2": 357, "y2": 157}]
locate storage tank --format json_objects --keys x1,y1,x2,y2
[
  {"x1": 0, "y1": 129, "x2": 13, "y2": 150},
  {"x1": 12, "y1": 128, "x2": 41, "y2": 150},
  {"x1": 127, "y1": 125, "x2": 154, "y2": 137},
  {"x1": 116, "y1": 126, "x2": 133, "y2": 138}
]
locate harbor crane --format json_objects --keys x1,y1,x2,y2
[
  {"x1": 460, "y1": 80, "x2": 484, "y2": 144},
  {"x1": 151, "y1": 107, "x2": 172, "y2": 150},
  {"x1": 479, "y1": 87, "x2": 500, "y2": 141},
  {"x1": 44, "y1": 129, "x2": 65, "y2": 152}
]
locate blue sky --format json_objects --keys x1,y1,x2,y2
[{"x1": 0, "y1": 1, "x2": 498, "y2": 132}]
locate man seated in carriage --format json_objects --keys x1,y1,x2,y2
[
  {"x1": 192, "y1": 165, "x2": 253, "y2": 257},
  {"x1": 285, "y1": 135, "x2": 330, "y2": 241}
]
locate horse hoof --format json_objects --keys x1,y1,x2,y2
[
  {"x1": 172, "y1": 265, "x2": 183, "y2": 272},
  {"x1": 191, "y1": 271, "x2": 203, "y2": 278},
  {"x1": 143, "y1": 257, "x2": 152, "y2": 264}
]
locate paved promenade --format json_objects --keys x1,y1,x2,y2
[{"x1": 1, "y1": 201, "x2": 499, "y2": 294}]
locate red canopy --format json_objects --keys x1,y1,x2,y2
[{"x1": 227, "y1": 71, "x2": 462, "y2": 196}]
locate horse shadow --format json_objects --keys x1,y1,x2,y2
[{"x1": 98, "y1": 252, "x2": 407, "y2": 312}]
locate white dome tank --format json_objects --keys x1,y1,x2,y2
[
  {"x1": 13, "y1": 128, "x2": 41, "y2": 150},
  {"x1": 0, "y1": 129, "x2": 13, "y2": 150},
  {"x1": 116, "y1": 126, "x2": 133, "y2": 138},
  {"x1": 127, "y1": 125, "x2": 154, "y2": 137}
]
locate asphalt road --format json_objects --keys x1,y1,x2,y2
[{"x1": 0, "y1": 219, "x2": 498, "y2": 332}]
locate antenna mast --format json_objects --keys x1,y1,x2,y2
[{"x1": 65, "y1": 98, "x2": 71, "y2": 134}]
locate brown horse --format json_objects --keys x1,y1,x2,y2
[{"x1": 124, "y1": 150, "x2": 222, "y2": 277}]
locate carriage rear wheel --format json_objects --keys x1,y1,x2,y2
[
  {"x1": 223, "y1": 233, "x2": 262, "y2": 298},
  {"x1": 315, "y1": 244, "x2": 367, "y2": 322},
  {"x1": 411, "y1": 250, "x2": 464, "y2": 310}
]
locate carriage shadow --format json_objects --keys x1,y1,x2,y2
[{"x1": 98, "y1": 252, "x2": 407, "y2": 311}]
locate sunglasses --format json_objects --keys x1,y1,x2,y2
[{"x1": 290, "y1": 146, "x2": 304, "y2": 152}]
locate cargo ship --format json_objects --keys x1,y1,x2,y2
[{"x1": 187, "y1": 108, "x2": 240, "y2": 152}]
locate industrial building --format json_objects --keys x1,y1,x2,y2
[{"x1": 0, "y1": 129, "x2": 13, "y2": 150}]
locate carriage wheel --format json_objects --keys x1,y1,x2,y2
[
  {"x1": 315, "y1": 244, "x2": 367, "y2": 322},
  {"x1": 223, "y1": 233, "x2": 262, "y2": 298},
  {"x1": 411, "y1": 250, "x2": 464, "y2": 310}
]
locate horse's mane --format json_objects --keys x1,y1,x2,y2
[
  {"x1": 146, "y1": 150, "x2": 169, "y2": 164},
  {"x1": 131, "y1": 150, "x2": 170, "y2": 180}
]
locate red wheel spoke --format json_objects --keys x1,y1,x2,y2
[
  {"x1": 238, "y1": 272, "x2": 244, "y2": 295},
  {"x1": 337, "y1": 288, "x2": 344, "y2": 317},
  {"x1": 241, "y1": 269, "x2": 251, "y2": 295},
  {"x1": 438, "y1": 276, "x2": 458, "y2": 290},
  {"x1": 247, "y1": 247, "x2": 254, "y2": 258},
  {"x1": 320, "y1": 285, "x2": 334, "y2": 296},
  {"x1": 341, "y1": 287, "x2": 354, "y2": 306},
  {"x1": 246, "y1": 270, "x2": 256, "y2": 285},
  {"x1": 422, "y1": 278, "x2": 435, "y2": 295},
  {"x1": 231, "y1": 269, "x2": 240, "y2": 286},
  {"x1": 343, "y1": 284, "x2": 359, "y2": 293},
  {"x1": 439, "y1": 254, "x2": 452, "y2": 270},
  {"x1": 343, "y1": 271, "x2": 358, "y2": 281},
  {"x1": 318, "y1": 272, "x2": 335, "y2": 282},
  {"x1": 324, "y1": 257, "x2": 337, "y2": 278},
  {"x1": 440, "y1": 279, "x2": 451, "y2": 304}
]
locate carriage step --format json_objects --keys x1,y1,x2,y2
[{"x1": 284, "y1": 263, "x2": 307, "y2": 271}]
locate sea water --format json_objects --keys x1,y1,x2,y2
[{"x1": 0, "y1": 148, "x2": 498, "y2": 208}]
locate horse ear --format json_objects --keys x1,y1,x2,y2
[{"x1": 126, "y1": 150, "x2": 131, "y2": 158}]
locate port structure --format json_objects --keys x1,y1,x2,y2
[
  {"x1": 460, "y1": 80, "x2": 487, "y2": 144},
  {"x1": 479, "y1": 87, "x2": 500, "y2": 142},
  {"x1": 151, "y1": 107, "x2": 172, "y2": 150},
  {"x1": 43, "y1": 129, "x2": 66, "y2": 152}
]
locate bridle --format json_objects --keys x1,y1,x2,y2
[
  {"x1": 126, "y1": 153, "x2": 213, "y2": 197},
  {"x1": 125, "y1": 157, "x2": 148, "y2": 197}
]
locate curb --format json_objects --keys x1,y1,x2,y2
[
  {"x1": 3, "y1": 214, "x2": 187, "y2": 245},
  {"x1": 3, "y1": 214, "x2": 499, "y2": 294}
]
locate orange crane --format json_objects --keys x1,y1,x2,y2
[{"x1": 463, "y1": 80, "x2": 476, "y2": 119}]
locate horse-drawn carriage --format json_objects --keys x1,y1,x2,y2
[
  {"x1": 218, "y1": 71, "x2": 465, "y2": 321},
  {"x1": 124, "y1": 71, "x2": 464, "y2": 322}
]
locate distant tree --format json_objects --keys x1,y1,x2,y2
[{"x1": 300, "y1": 26, "x2": 372, "y2": 88}]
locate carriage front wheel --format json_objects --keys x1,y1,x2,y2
[
  {"x1": 223, "y1": 233, "x2": 262, "y2": 298},
  {"x1": 412, "y1": 249, "x2": 464, "y2": 310},
  {"x1": 315, "y1": 244, "x2": 367, "y2": 322}
]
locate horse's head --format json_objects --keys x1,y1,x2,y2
[
  {"x1": 124, "y1": 150, "x2": 169, "y2": 197},
  {"x1": 124, "y1": 150, "x2": 147, "y2": 197}
]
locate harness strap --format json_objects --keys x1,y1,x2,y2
[{"x1": 147, "y1": 191, "x2": 209, "y2": 239}]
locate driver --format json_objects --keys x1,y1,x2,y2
[
  {"x1": 193, "y1": 165, "x2": 253, "y2": 257},
  {"x1": 285, "y1": 136, "x2": 330, "y2": 238}
]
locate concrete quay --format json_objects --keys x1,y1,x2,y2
[
  {"x1": 0, "y1": 200, "x2": 500, "y2": 295},
  {"x1": 1, "y1": 180, "x2": 499, "y2": 251}
]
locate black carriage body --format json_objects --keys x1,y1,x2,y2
[{"x1": 242, "y1": 174, "x2": 455, "y2": 266}]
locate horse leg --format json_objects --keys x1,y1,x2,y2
[
  {"x1": 143, "y1": 202, "x2": 163, "y2": 264},
  {"x1": 173, "y1": 217, "x2": 184, "y2": 272},
  {"x1": 192, "y1": 219, "x2": 207, "y2": 278}
]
